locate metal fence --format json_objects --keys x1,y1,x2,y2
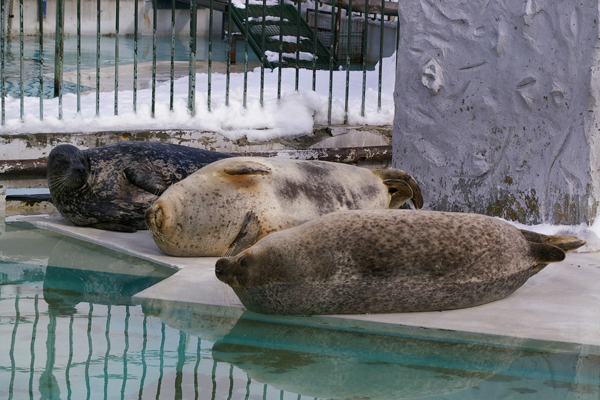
[{"x1": 0, "y1": 0, "x2": 399, "y2": 126}]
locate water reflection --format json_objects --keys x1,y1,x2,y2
[{"x1": 211, "y1": 314, "x2": 522, "y2": 399}]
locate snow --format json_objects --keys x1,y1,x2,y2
[
  {"x1": 265, "y1": 50, "x2": 315, "y2": 62},
  {"x1": 268, "y1": 35, "x2": 309, "y2": 43},
  {"x1": 0, "y1": 54, "x2": 397, "y2": 142}
]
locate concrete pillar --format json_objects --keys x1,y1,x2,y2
[{"x1": 393, "y1": 0, "x2": 600, "y2": 225}]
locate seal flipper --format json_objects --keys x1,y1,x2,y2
[
  {"x1": 124, "y1": 166, "x2": 170, "y2": 196},
  {"x1": 519, "y1": 229, "x2": 587, "y2": 253},
  {"x1": 528, "y1": 242, "x2": 566, "y2": 275},
  {"x1": 383, "y1": 179, "x2": 414, "y2": 209},
  {"x1": 89, "y1": 222, "x2": 137, "y2": 233},
  {"x1": 373, "y1": 168, "x2": 423, "y2": 209},
  {"x1": 224, "y1": 212, "x2": 263, "y2": 257}
]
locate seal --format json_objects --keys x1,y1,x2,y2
[
  {"x1": 215, "y1": 209, "x2": 586, "y2": 315},
  {"x1": 145, "y1": 157, "x2": 423, "y2": 256},
  {"x1": 47, "y1": 141, "x2": 233, "y2": 232}
]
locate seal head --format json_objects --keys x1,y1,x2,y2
[{"x1": 47, "y1": 144, "x2": 91, "y2": 195}]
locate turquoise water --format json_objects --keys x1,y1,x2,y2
[
  {"x1": 1, "y1": 36, "x2": 260, "y2": 99},
  {"x1": 1, "y1": 220, "x2": 600, "y2": 399}
]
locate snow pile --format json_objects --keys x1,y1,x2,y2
[{"x1": 0, "y1": 54, "x2": 396, "y2": 142}]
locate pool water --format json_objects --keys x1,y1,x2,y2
[
  {"x1": 1, "y1": 219, "x2": 600, "y2": 399},
  {"x1": 2, "y1": 36, "x2": 260, "y2": 99}
]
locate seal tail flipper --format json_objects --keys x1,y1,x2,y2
[
  {"x1": 223, "y1": 211, "x2": 263, "y2": 257},
  {"x1": 519, "y1": 229, "x2": 587, "y2": 253},
  {"x1": 528, "y1": 242, "x2": 566, "y2": 275},
  {"x1": 373, "y1": 168, "x2": 423, "y2": 209},
  {"x1": 383, "y1": 179, "x2": 414, "y2": 209}
]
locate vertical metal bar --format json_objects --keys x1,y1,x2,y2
[
  {"x1": 245, "y1": 374, "x2": 251, "y2": 400},
  {"x1": 226, "y1": 0, "x2": 231, "y2": 106},
  {"x1": 45, "y1": 314, "x2": 58, "y2": 399},
  {"x1": 120, "y1": 306, "x2": 130, "y2": 399},
  {"x1": 138, "y1": 315, "x2": 148, "y2": 400},
  {"x1": 66, "y1": 313, "x2": 74, "y2": 400},
  {"x1": 327, "y1": 0, "x2": 336, "y2": 124},
  {"x1": 333, "y1": 0, "x2": 342, "y2": 60},
  {"x1": 211, "y1": 360, "x2": 218, "y2": 400},
  {"x1": 156, "y1": 323, "x2": 166, "y2": 398},
  {"x1": 378, "y1": 0, "x2": 384, "y2": 111},
  {"x1": 227, "y1": 364, "x2": 234, "y2": 400},
  {"x1": 361, "y1": 0, "x2": 368, "y2": 117},
  {"x1": 96, "y1": 0, "x2": 101, "y2": 116},
  {"x1": 38, "y1": 0, "x2": 43, "y2": 119},
  {"x1": 295, "y1": 0, "x2": 300, "y2": 91},
  {"x1": 344, "y1": 0, "x2": 352, "y2": 124},
  {"x1": 311, "y1": 0, "x2": 318, "y2": 91},
  {"x1": 262, "y1": 384, "x2": 268, "y2": 400},
  {"x1": 152, "y1": 0, "x2": 157, "y2": 118},
  {"x1": 243, "y1": 0, "x2": 249, "y2": 108},
  {"x1": 77, "y1": 0, "x2": 81, "y2": 112},
  {"x1": 55, "y1": 0, "x2": 65, "y2": 120},
  {"x1": 114, "y1": 0, "x2": 119, "y2": 115},
  {"x1": 194, "y1": 338, "x2": 201, "y2": 400},
  {"x1": 133, "y1": 0, "x2": 138, "y2": 111},
  {"x1": 8, "y1": 294, "x2": 20, "y2": 399},
  {"x1": 277, "y1": 0, "x2": 282, "y2": 100},
  {"x1": 0, "y1": 0, "x2": 5, "y2": 125},
  {"x1": 260, "y1": 0, "x2": 265, "y2": 106},
  {"x1": 29, "y1": 295, "x2": 39, "y2": 399},
  {"x1": 170, "y1": 0, "x2": 175, "y2": 110},
  {"x1": 19, "y1": 0, "x2": 23, "y2": 120},
  {"x1": 175, "y1": 331, "x2": 186, "y2": 399},
  {"x1": 208, "y1": 0, "x2": 213, "y2": 111},
  {"x1": 104, "y1": 305, "x2": 112, "y2": 399},
  {"x1": 189, "y1": 0, "x2": 197, "y2": 115},
  {"x1": 85, "y1": 304, "x2": 94, "y2": 400}
]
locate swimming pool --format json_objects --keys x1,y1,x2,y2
[
  {"x1": 1, "y1": 218, "x2": 599, "y2": 399},
  {"x1": 2, "y1": 36, "x2": 260, "y2": 99}
]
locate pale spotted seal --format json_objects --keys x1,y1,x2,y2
[
  {"x1": 47, "y1": 142, "x2": 233, "y2": 232},
  {"x1": 215, "y1": 210, "x2": 585, "y2": 315},
  {"x1": 145, "y1": 157, "x2": 423, "y2": 257}
]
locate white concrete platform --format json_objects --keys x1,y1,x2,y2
[{"x1": 12, "y1": 214, "x2": 600, "y2": 350}]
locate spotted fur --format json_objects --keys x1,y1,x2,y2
[
  {"x1": 145, "y1": 157, "x2": 423, "y2": 256},
  {"x1": 215, "y1": 210, "x2": 583, "y2": 315}
]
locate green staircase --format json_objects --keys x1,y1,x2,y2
[{"x1": 229, "y1": 3, "x2": 339, "y2": 70}]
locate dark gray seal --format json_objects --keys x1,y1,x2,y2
[
  {"x1": 215, "y1": 210, "x2": 585, "y2": 315},
  {"x1": 47, "y1": 141, "x2": 233, "y2": 232}
]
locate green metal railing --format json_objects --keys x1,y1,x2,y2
[{"x1": 0, "y1": 0, "x2": 399, "y2": 126}]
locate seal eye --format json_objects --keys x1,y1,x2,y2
[{"x1": 238, "y1": 255, "x2": 248, "y2": 267}]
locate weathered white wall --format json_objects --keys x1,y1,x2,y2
[
  {"x1": 8, "y1": 0, "x2": 221, "y2": 37},
  {"x1": 393, "y1": 0, "x2": 600, "y2": 225}
]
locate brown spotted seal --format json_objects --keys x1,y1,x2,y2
[
  {"x1": 215, "y1": 210, "x2": 585, "y2": 315},
  {"x1": 47, "y1": 142, "x2": 233, "y2": 232},
  {"x1": 145, "y1": 157, "x2": 423, "y2": 257}
]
